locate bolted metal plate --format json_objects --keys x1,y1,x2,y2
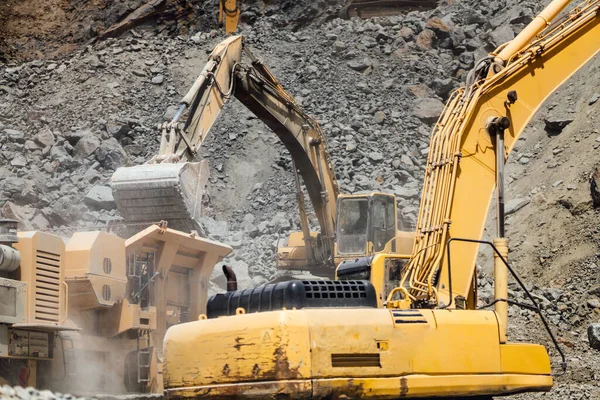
[
  {"x1": 0, "y1": 219, "x2": 18, "y2": 244},
  {"x1": 111, "y1": 161, "x2": 209, "y2": 232}
]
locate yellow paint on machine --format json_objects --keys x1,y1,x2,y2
[
  {"x1": 164, "y1": 310, "x2": 311, "y2": 388},
  {"x1": 218, "y1": 0, "x2": 240, "y2": 34},
  {"x1": 163, "y1": 308, "x2": 551, "y2": 398}
]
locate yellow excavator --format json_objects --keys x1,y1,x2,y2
[
  {"x1": 111, "y1": 35, "x2": 415, "y2": 278},
  {"x1": 162, "y1": 0, "x2": 600, "y2": 398}
]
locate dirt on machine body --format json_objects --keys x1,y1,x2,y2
[
  {"x1": 162, "y1": 0, "x2": 600, "y2": 398},
  {"x1": 0, "y1": 218, "x2": 232, "y2": 395}
]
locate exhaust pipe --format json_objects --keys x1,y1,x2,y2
[{"x1": 223, "y1": 265, "x2": 238, "y2": 292}]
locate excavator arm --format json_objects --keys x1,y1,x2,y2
[
  {"x1": 155, "y1": 36, "x2": 243, "y2": 163},
  {"x1": 395, "y1": 0, "x2": 600, "y2": 308},
  {"x1": 112, "y1": 36, "x2": 339, "y2": 264},
  {"x1": 232, "y1": 56, "x2": 340, "y2": 264}
]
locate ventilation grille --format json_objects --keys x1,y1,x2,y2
[
  {"x1": 35, "y1": 250, "x2": 61, "y2": 323},
  {"x1": 304, "y1": 280, "x2": 369, "y2": 300},
  {"x1": 392, "y1": 310, "x2": 428, "y2": 325},
  {"x1": 331, "y1": 353, "x2": 381, "y2": 368}
]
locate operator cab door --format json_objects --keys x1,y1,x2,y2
[
  {"x1": 335, "y1": 194, "x2": 397, "y2": 257},
  {"x1": 368, "y1": 194, "x2": 397, "y2": 254},
  {"x1": 336, "y1": 197, "x2": 370, "y2": 256}
]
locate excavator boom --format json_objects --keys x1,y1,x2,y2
[
  {"x1": 111, "y1": 36, "x2": 339, "y2": 262},
  {"x1": 232, "y1": 58, "x2": 340, "y2": 257},
  {"x1": 400, "y1": 0, "x2": 600, "y2": 306}
]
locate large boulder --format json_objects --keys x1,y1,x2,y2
[
  {"x1": 1, "y1": 202, "x2": 35, "y2": 230},
  {"x1": 413, "y1": 98, "x2": 445, "y2": 124},
  {"x1": 488, "y1": 25, "x2": 514, "y2": 47},
  {"x1": 84, "y1": 185, "x2": 116, "y2": 210},
  {"x1": 544, "y1": 118, "x2": 573, "y2": 135},
  {"x1": 425, "y1": 17, "x2": 453, "y2": 39},
  {"x1": 5, "y1": 129, "x2": 25, "y2": 143},
  {"x1": 50, "y1": 145, "x2": 81, "y2": 169},
  {"x1": 416, "y1": 29, "x2": 436, "y2": 50},
  {"x1": 588, "y1": 323, "x2": 600, "y2": 350},
  {"x1": 200, "y1": 216, "x2": 229, "y2": 239},
  {"x1": 347, "y1": 58, "x2": 373, "y2": 72},
  {"x1": 43, "y1": 197, "x2": 86, "y2": 226},
  {"x1": 95, "y1": 138, "x2": 128, "y2": 170},
  {"x1": 34, "y1": 129, "x2": 56, "y2": 147},
  {"x1": 74, "y1": 134, "x2": 102, "y2": 158},
  {"x1": 1, "y1": 177, "x2": 25, "y2": 198}
]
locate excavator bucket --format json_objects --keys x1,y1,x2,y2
[
  {"x1": 110, "y1": 36, "x2": 244, "y2": 234},
  {"x1": 111, "y1": 161, "x2": 209, "y2": 232}
]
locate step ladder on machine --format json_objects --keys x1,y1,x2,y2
[
  {"x1": 137, "y1": 328, "x2": 151, "y2": 390},
  {"x1": 127, "y1": 251, "x2": 156, "y2": 392}
]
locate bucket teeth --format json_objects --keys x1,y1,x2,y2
[{"x1": 111, "y1": 161, "x2": 209, "y2": 232}]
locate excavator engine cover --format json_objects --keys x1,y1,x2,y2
[
  {"x1": 111, "y1": 161, "x2": 209, "y2": 232},
  {"x1": 207, "y1": 280, "x2": 377, "y2": 318}
]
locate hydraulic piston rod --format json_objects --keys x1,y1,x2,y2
[
  {"x1": 488, "y1": 116, "x2": 511, "y2": 341},
  {"x1": 496, "y1": 0, "x2": 571, "y2": 62}
]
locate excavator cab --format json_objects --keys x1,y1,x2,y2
[
  {"x1": 335, "y1": 193, "x2": 397, "y2": 259},
  {"x1": 334, "y1": 193, "x2": 414, "y2": 303},
  {"x1": 278, "y1": 191, "x2": 414, "y2": 276}
]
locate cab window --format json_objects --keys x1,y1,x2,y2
[
  {"x1": 337, "y1": 198, "x2": 368, "y2": 255},
  {"x1": 384, "y1": 258, "x2": 408, "y2": 300},
  {"x1": 371, "y1": 197, "x2": 396, "y2": 252}
]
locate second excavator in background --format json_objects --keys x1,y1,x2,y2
[
  {"x1": 111, "y1": 35, "x2": 415, "y2": 278},
  {"x1": 219, "y1": 0, "x2": 240, "y2": 33}
]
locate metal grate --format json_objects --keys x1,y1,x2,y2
[
  {"x1": 331, "y1": 353, "x2": 381, "y2": 368},
  {"x1": 35, "y1": 250, "x2": 61, "y2": 323},
  {"x1": 303, "y1": 280, "x2": 369, "y2": 299},
  {"x1": 391, "y1": 310, "x2": 428, "y2": 325}
]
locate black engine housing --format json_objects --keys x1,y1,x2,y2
[{"x1": 207, "y1": 279, "x2": 377, "y2": 319}]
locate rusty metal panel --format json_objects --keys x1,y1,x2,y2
[
  {"x1": 163, "y1": 310, "x2": 311, "y2": 388},
  {"x1": 0, "y1": 278, "x2": 26, "y2": 324}
]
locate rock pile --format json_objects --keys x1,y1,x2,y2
[
  {"x1": 2, "y1": 0, "x2": 600, "y2": 397},
  {"x1": 0, "y1": 385, "x2": 90, "y2": 400}
]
